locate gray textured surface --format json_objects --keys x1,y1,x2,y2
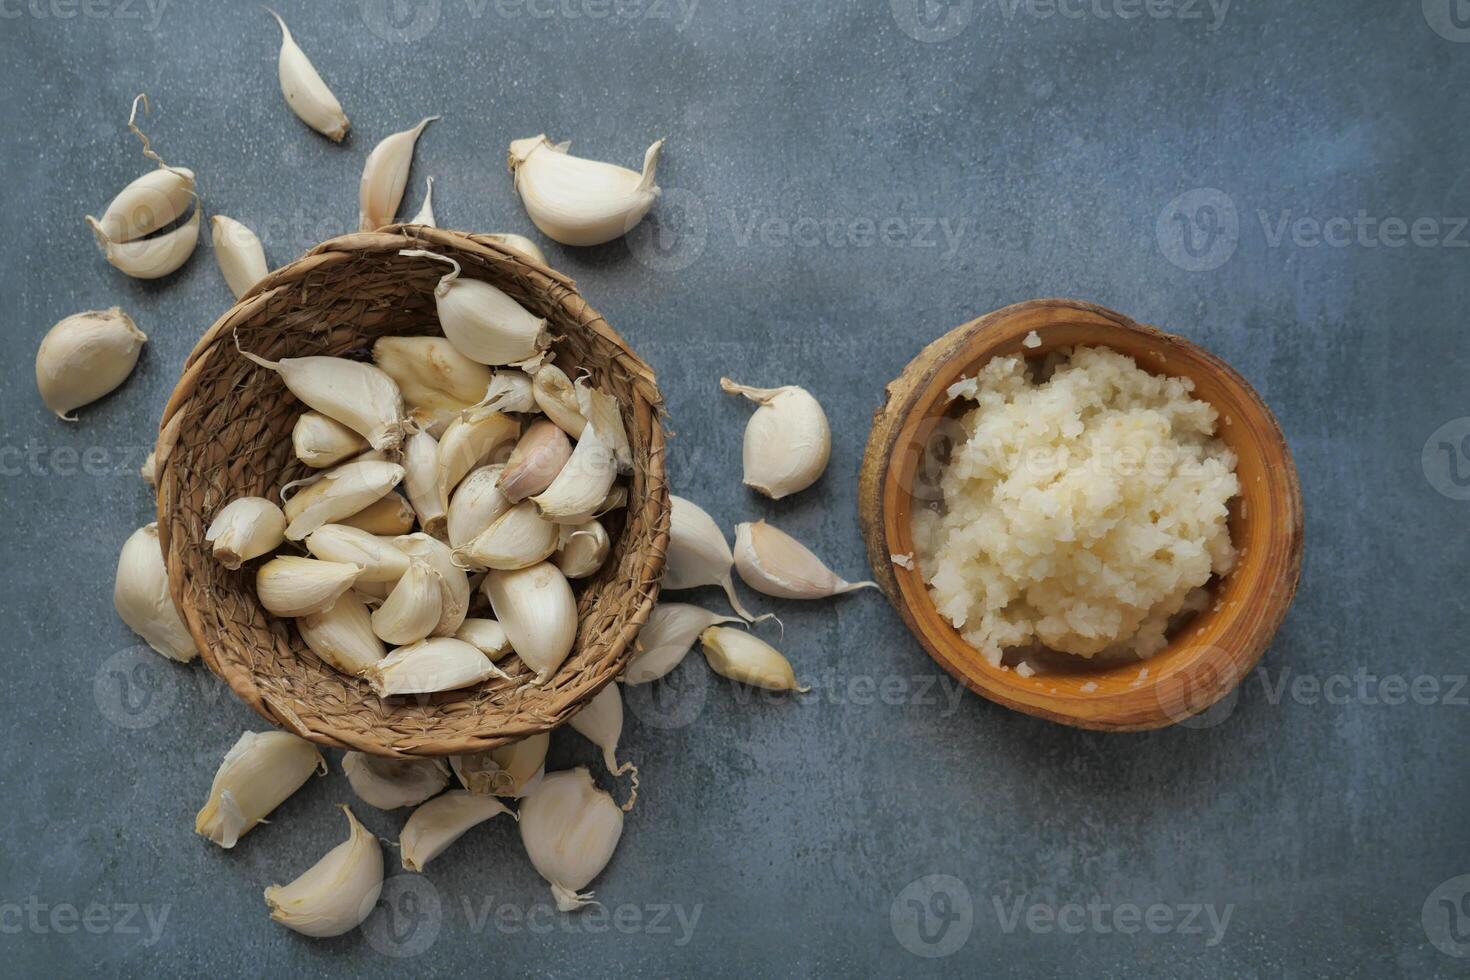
[{"x1": 1, "y1": 1, "x2": 1468, "y2": 976}]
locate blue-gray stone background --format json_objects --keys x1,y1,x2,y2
[{"x1": 2, "y1": 0, "x2": 1467, "y2": 976}]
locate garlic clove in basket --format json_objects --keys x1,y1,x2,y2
[
  {"x1": 733, "y1": 520, "x2": 878, "y2": 600},
  {"x1": 298, "y1": 592, "x2": 386, "y2": 675},
  {"x1": 241, "y1": 352, "x2": 408, "y2": 453},
  {"x1": 370, "y1": 558, "x2": 442, "y2": 646},
  {"x1": 402, "y1": 426, "x2": 448, "y2": 537},
  {"x1": 453, "y1": 617, "x2": 514, "y2": 661},
  {"x1": 477, "y1": 369, "x2": 536, "y2": 415},
  {"x1": 486, "y1": 233, "x2": 550, "y2": 267},
  {"x1": 372, "y1": 336, "x2": 491, "y2": 438},
  {"x1": 304, "y1": 524, "x2": 410, "y2": 583},
  {"x1": 292, "y1": 411, "x2": 370, "y2": 469},
  {"x1": 35, "y1": 307, "x2": 147, "y2": 420},
  {"x1": 446, "y1": 464, "x2": 512, "y2": 549},
  {"x1": 719, "y1": 378, "x2": 831, "y2": 500},
  {"x1": 89, "y1": 165, "x2": 196, "y2": 244},
  {"x1": 398, "y1": 249, "x2": 551, "y2": 366},
  {"x1": 342, "y1": 753, "x2": 450, "y2": 811},
  {"x1": 499, "y1": 419, "x2": 573, "y2": 503},
  {"x1": 256, "y1": 556, "x2": 362, "y2": 617},
  {"x1": 454, "y1": 500, "x2": 560, "y2": 571},
  {"x1": 87, "y1": 204, "x2": 200, "y2": 279},
  {"x1": 206, "y1": 497, "x2": 288, "y2": 570},
  {"x1": 435, "y1": 408, "x2": 520, "y2": 511},
  {"x1": 267, "y1": 7, "x2": 349, "y2": 142},
  {"x1": 663, "y1": 496, "x2": 758, "y2": 621},
  {"x1": 530, "y1": 382, "x2": 628, "y2": 524},
  {"x1": 507, "y1": 135, "x2": 664, "y2": 247},
  {"x1": 264, "y1": 805, "x2": 382, "y2": 938},
  {"x1": 554, "y1": 518, "x2": 610, "y2": 580},
  {"x1": 409, "y1": 176, "x2": 436, "y2": 227},
  {"x1": 210, "y1": 215, "x2": 270, "y2": 298},
  {"x1": 114, "y1": 522, "x2": 198, "y2": 662},
  {"x1": 481, "y1": 562, "x2": 576, "y2": 685},
  {"x1": 400, "y1": 790, "x2": 513, "y2": 872},
  {"x1": 451, "y1": 732, "x2": 548, "y2": 798},
  {"x1": 359, "y1": 116, "x2": 438, "y2": 231},
  {"x1": 568, "y1": 682, "x2": 634, "y2": 777},
  {"x1": 395, "y1": 533, "x2": 471, "y2": 636},
  {"x1": 519, "y1": 767, "x2": 625, "y2": 912},
  {"x1": 283, "y1": 459, "x2": 406, "y2": 541},
  {"x1": 196, "y1": 731, "x2": 326, "y2": 849},
  {"x1": 530, "y1": 362, "x2": 587, "y2": 439},
  {"x1": 621, "y1": 603, "x2": 742, "y2": 685},
  {"x1": 340, "y1": 493, "x2": 416, "y2": 536},
  {"x1": 364, "y1": 637, "x2": 508, "y2": 697},
  {"x1": 700, "y1": 626, "x2": 809, "y2": 692}
]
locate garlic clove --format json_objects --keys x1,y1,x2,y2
[
  {"x1": 196, "y1": 731, "x2": 325, "y2": 848},
  {"x1": 90, "y1": 165, "x2": 196, "y2": 244},
  {"x1": 481, "y1": 562, "x2": 576, "y2": 685},
  {"x1": 453, "y1": 617, "x2": 514, "y2": 661},
  {"x1": 476, "y1": 369, "x2": 536, "y2": 415},
  {"x1": 402, "y1": 426, "x2": 448, "y2": 537},
  {"x1": 663, "y1": 495, "x2": 758, "y2": 620},
  {"x1": 409, "y1": 176, "x2": 436, "y2": 227},
  {"x1": 304, "y1": 524, "x2": 410, "y2": 583},
  {"x1": 256, "y1": 556, "x2": 361, "y2": 617},
  {"x1": 370, "y1": 559, "x2": 442, "y2": 646},
  {"x1": 264, "y1": 805, "x2": 382, "y2": 938},
  {"x1": 343, "y1": 753, "x2": 450, "y2": 810},
  {"x1": 554, "y1": 519, "x2": 610, "y2": 579},
  {"x1": 621, "y1": 602, "x2": 742, "y2": 685},
  {"x1": 359, "y1": 116, "x2": 438, "y2": 231},
  {"x1": 87, "y1": 205, "x2": 200, "y2": 280},
  {"x1": 452, "y1": 732, "x2": 549, "y2": 798},
  {"x1": 267, "y1": 7, "x2": 349, "y2": 142},
  {"x1": 298, "y1": 592, "x2": 386, "y2": 675},
  {"x1": 371, "y1": 336, "x2": 492, "y2": 438},
  {"x1": 436, "y1": 408, "x2": 520, "y2": 510},
  {"x1": 282, "y1": 459, "x2": 406, "y2": 541},
  {"x1": 498, "y1": 419, "x2": 573, "y2": 503},
  {"x1": 530, "y1": 382, "x2": 627, "y2": 524},
  {"x1": 114, "y1": 522, "x2": 198, "y2": 662},
  {"x1": 455, "y1": 500, "x2": 560, "y2": 571},
  {"x1": 364, "y1": 637, "x2": 507, "y2": 697},
  {"x1": 292, "y1": 411, "x2": 370, "y2": 468},
  {"x1": 507, "y1": 135, "x2": 663, "y2": 247},
  {"x1": 35, "y1": 307, "x2": 147, "y2": 420},
  {"x1": 530, "y1": 362, "x2": 587, "y2": 438},
  {"x1": 700, "y1": 626, "x2": 809, "y2": 692},
  {"x1": 400, "y1": 790, "x2": 513, "y2": 872},
  {"x1": 519, "y1": 767, "x2": 624, "y2": 912},
  {"x1": 340, "y1": 493, "x2": 416, "y2": 536},
  {"x1": 242, "y1": 352, "x2": 406, "y2": 452},
  {"x1": 206, "y1": 497, "x2": 288, "y2": 569},
  {"x1": 399, "y1": 250, "x2": 550, "y2": 366},
  {"x1": 395, "y1": 533, "x2": 471, "y2": 636},
  {"x1": 733, "y1": 520, "x2": 878, "y2": 600},
  {"x1": 568, "y1": 682, "x2": 633, "y2": 777},
  {"x1": 211, "y1": 215, "x2": 269, "y2": 298},
  {"x1": 446, "y1": 464, "x2": 512, "y2": 548},
  {"x1": 486, "y1": 233, "x2": 550, "y2": 267},
  {"x1": 720, "y1": 378, "x2": 831, "y2": 499}
]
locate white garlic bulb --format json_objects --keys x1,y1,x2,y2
[
  {"x1": 519, "y1": 767, "x2": 624, "y2": 912},
  {"x1": 35, "y1": 307, "x2": 147, "y2": 419}
]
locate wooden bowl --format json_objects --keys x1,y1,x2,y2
[{"x1": 858, "y1": 299, "x2": 1303, "y2": 731}]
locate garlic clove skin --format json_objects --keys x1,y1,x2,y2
[
  {"x1": 115, "y1": 523, "x2": 198, "y2": 662},
  {"x1": 621, "y1": 603, "x2": 742, "y2": 685},
  {"x1": 530, "y1": 363, "x2": 587, "y2": 438},
  {"x1": 87, "y1": 204, "x2": 200, "y2": 279},
  {"x1": 409, "y1": 176, "x2": 436, "y2": 227},
  {"x1": 530, "y1": 383, "x2": 627, "y2": 524},
  {"x1": 304, "y1": 524, "x2": 410, "y2": 583},
  {"x1": 700, "y1": 626, "x2": 809, "y2": 692},
  {"x1": 402, "y1": 426, "x2": 448, "y2": 537},
  {"x1": 264, "y1": 805, "x2": 382, "y2": 938},
  {"x1": 140, "y1": 450, "x2": 157, "y2": 487},
  {"x1": 292, "y1": 411, "x2": 370, "y2": 468},
  {"x1": 343, "y1": 753, "x2": 450, "y2": 810},
  {"x1": 498, "y1": 419, "x2": 573, "y2": 503},
  {"x1": 256, "y1": 556, "x2": 361, "y2": 617},
  {"x1": 399, "y1": 250, "x2": 550, "y2": 366},
  {"x1": 196, "y1": 731, "x2": 325, "y2": 848},
  {"x1": 340, "y1": 493, "x2": 416, "y2": 536},
  {"x1": 568, "y1": 683, "x2": 631, "y2": 776},
  {"x1": 364, "y1": 637, "x2": 506, "y2": 697},
  {"x1": 453, "y1": 617, "x2": 514, "y2": 661},
  {"x1": 372, "y1": 336, "x2": 491, "y2": 438},
  {"x1": 436, "y1": 408, "x2": 520, "y2": 511},
  {"x1": 400, "y1": 790, "x2": 513, "y2": 872},
  {"x1": 477, "y1": 370, "x2": 536, "y2": 415},
  {"x1": 298, "y1": 593, "x2": 386, "y2": 675},
  {"x1": 663, "y1": 495, "x2": 758, "y2": 620},
  {"x1": 370, "y1": 559, "x2": 442, "y2": 646},
  {"x1": 211, "y1": 215, "x2": 269, "y2": 298},
  {"x1": 519, "y1": 767, "x2": 624, "y2": 912},
  {"x1": 486, "y1": 233, "x2": 550, "y2": 267},
  {"x1": 206, "y1": 497, "x2": 288, "y2": 569},
  {"x1": 733, "y1": 520, "x2": 878, "y2": 600},
  {"x1": 719, "y1": 378, "x2": 831, "y2": 499},
  {"x1": 395, "y1": 533, "x2": 471, "y2": 636},
  {"x1": 36, "y1": 307, "x2": 147, "y2": 420},
  {"x1": 554, "y1": 519, "x2": 610, "y2": 580},
  {"x1": 507, "y1": 135, "x2": 664, "y2": 247},
  {"x1": 455, "y1": 500, "x2": 560, "y2": 571},
  {"x1": 283, "y1": 459, "x2": 406, "y2": 541},
  {"x1": 447, "y1": 464, "x2": 512, "y2": 549},
  {"x1": 359, "y1": 116, "x2": 438, "y2": 231},
  {"x1": 482, "y1": 562, "x2": 577, "y2": 685},
  {"x1": 452, "y1": 732, "x2": 549, "y2": 797},
  {"x1": 90, "y1": 165, "x2": 196, "y2": 243},
  {"x1": 242, "y1": 352, "x2": 407, "y2": 452},
  {"x1": 267, "y1": 7, "x2": 349, "y2": 142}
]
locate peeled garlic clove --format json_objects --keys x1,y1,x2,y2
[
  {"x1": 359, "y1": 116, "x2": 438, "y2": 231},
  {"x1": 292, "y1": 411, "x2": 369, "y2": 468},
  {"x1": 267, "y1": 7, "x2": 349, "y2": 142},
  {"x1": 733, "y1": 520, "x2": 878, "y2": 600},
  {"x1": 720, "y1": 378, "x2": 831, "y2": 499},
  {"x1": 400, "y1": 250, "x2": 550, "y2": 366},
  {"x1": 622, "y1": 602, "x2": 741, "y2": 685},
  {"x1": 400, "y1": 790, "x2": 513, "y2": 872},
  {"x1": 663, "y1": 495, "x2": 758, "y2": 620},
  {"x1": 507, "y1": 135, "x2": 663, "y2": 247},
  {"x1": 530, "y1": 384, "x2": 627, "y2": 524},
  {"x1": 207, "y1": 496, "x2": 288, "y2": 569},
  {"x1": 365, "y1": 637, "x2": 506, "y2": 697},
  {"x1": 87, "y1": 205, "x2": 200, "y2": 279},
  {"x1": 410, "y1": 176, "x2": 436, "y2": 227},
  {"x1": 477, "y1": 370, "x2": 536, "y2": 415},
  {"x1": 211, "y1": 215, "x2": 269, "y2": 298},
  {"x1": 554, "y1": 519, "x2": 610, "y2": 580},
  {"x1": 395, "y1": 533, "x2": 471, "y2": 635},
  {"x1": 35, "y1": 307, "x2": 146, "y2": 420},
  {"x1": 243, "y1": 352, "x2": 407, "y2": 452},
  {"x1": 341, "y1": 493, "x2": 415, "y2": 536},
  {"x1": 482, "y1": 562, "x2": 576, "y2": 685},
  {"x1": 436, "y1": 408, "x2": 519, "y2": 508},
  {"x1": 298, "y1": 592, "x2": 386, "y2": 675},
  {"x1": 530, "y1": 363, "x2": 586, "y2": 438},
  {"x1": 371, "y1": 559, "x2": 442, "y2": 645},
  {"x1": 520, "y1": 767, "x2": 624, "y2": 912},
  {"x1": 452, "y1": 732, "x2": 548, "y2": 798},
  {"x1": 499, "y1": 419, "x2": 573, "y2": 503},
  {"x1": 447, "y1": 464, "x2": 512, "y2": 548},
  {"x1": 454, "y1": 617, "x2": 514, "y2": 661},
  {"x1": 264, "y1": 805, "x2": 382, "y2": 938},
  {"x1": 568, "y1": 683, "x2": 632, "y2": 776},
  {"x1": 304, "y1": 524, "x2": 409, "y2": 583},
  {"x1": 402, "y1": 426, "x2": 447, "y2": 536},
  {"x1": 486, "y1": 233, "x2": 549, "y2": 267},
  {"x1": 115, "y1": 522, "x2": 197, "y2": 662},
  {"x1": 343, "y1": 752, "x2": 450, "y2": 810},
  {"x1": 372, "y1": 336, "x2": 492, "y2": 438},
  {"x1": 256, "y1": 556, "x2": 361, "y2": 617},
  {"x1": 455, "y1": 500, "x2": 560, "y2": 571},
  {"x1": 196, "y1": 731, "x2": 325, "y2": 848},
  {"x1": 283, "y1": 460, "x2": 405, "y2": 541},
  {"x1": 90, "y1": 165, "x2": 196, "y2": 243},
  {"x1": 700, "y1": 626, "x2": 808, "y2": 692}
]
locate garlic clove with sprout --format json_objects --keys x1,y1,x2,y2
[
  {"x1": 115, "y1": 522, "x2": 198, "y2": 662},
  {"x1": 530, "y1": 362, "x2": 587, "y2": 438},
  {"x1": 486, "y1": 233, "x2": 550, "y2": 267},
  {"x1": 453, "y1": 618, "x2": 514, "y2": 661},
  {"x1": 90, "y1": 165, "x2": 196, "y2": 244},
  {"x1": 343, "y1": 753, "x2": 450, "y2": 810},
  {"x1": 410, "y1": 176, "x2": 436, "y2": 227},
  {"x1": 481, "y1": 562, "x2": 576, "y2": 685},
  {"x1": 733, "y1": 520, "x2": 878, "y2": 600},
  {"x1": 402, "y1": 426, "x2": 448, "y2": 537},
  {"x1": 399, "y1": 250, "x2": 550, "y2": 366},
  {"x1": 498, "y1": 419, "x2": 573, "y2": 503},
  {"x1": 304, "y1": 524, "x2": 410, "y2": 583},
  {"x1": 568, "y1": 683, "x2": 633, "y2": 777},
  {"x1": 242, "y1": 352, "x2": 407, "y2": 452},
  {"x1": 477, "y1": 370, "x2": 536, "y2": 414},
  {"x1": 88, "y1": 206, "x2": 200, "y2": 280},
  {"x1": 364, "y1": 637, "x2": 507, "y2": 697},
  {"x1": 519, "y1": 767, "x2": 625, "y2": 912},
  {"x1": 264, "y1": 805, "x2": 382, "y2": 938},
  {"x1": 621, "y1": 603, "x2": 742, "y2": 685},
  {"x1": 359, "y1": 116, "x2": 438, "y2": 231},
  {"x1": 292, "y1": 411, "x2": 369, "y2": 468},
  {"x1": 452, "y1": 732, "x2": 549, "y2": 798},
  {"x1": 719, "y1": 378, "x2": 831, "y2": 499},
  {"x1": 298, "y1": 593, "x2": 386, "y2": 675},
  {"x1": 663, "y1": 495, "x2": 757, "y2": 620},
  {"x1": 207, "y1": 497, "x2": 288, "y2": 569},
  {"x1": 400, "y1": 790, "x2": 513, "y2": 872},
  {"x1": 196, "y1": 731, "x2": 325, "y2": 848},
  {"x1": 211, "y1": 215, "x2": 269, "y2": 298},
  {"x1": 266, "y1": 7, "x2": 349, "y2": 142},
  {"x1": 530, "y1": 382, "x2": 628, "y2": 524},
  {"x1": 370, "y1": 559, "x2": 442, "y2": 645},
  {"x1": 446, "y1": 464, "x2": 512, "y2": 548},
  {"x1": 455, "y1": 500, "x2": 560, "y2": 571},
  {"x1": 340, "y1": 493, "x2": 416, "y2": 536},
  {"x1": 554, "y1": 519, "x2": 610, "y2": 579},
  {"x1": 256, "y1": 556, "x2": 361, "y2": 617},
  {"x1": 507, "y1": 135, "x2": 664, "y2": 247},
  {"x1": 282, "y1": 459, "x2": 405, "y2": 540},
  {"x1": 700, "y1": 626, "x2": 809, "y2": 692},
  {"x1": 395, "y1": 533, "x2": 471, "y2": 636},
  {"x1": 372, "y1": 336, "x2": 491, "y2": 438},
  {"x1": 35, "y1": 307, "x2": 147, "y2": 420},
  {"x1": 436, "y1": 408, "x2": 519, "y2": 509}
]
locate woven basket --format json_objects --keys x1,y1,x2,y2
[{"x1": 154, "y1": 226, "x2": 669, "y2": 757}]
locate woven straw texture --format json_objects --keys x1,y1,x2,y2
[{"x1": 154, "y1": 226, "x2": 669, "y2": 757}]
